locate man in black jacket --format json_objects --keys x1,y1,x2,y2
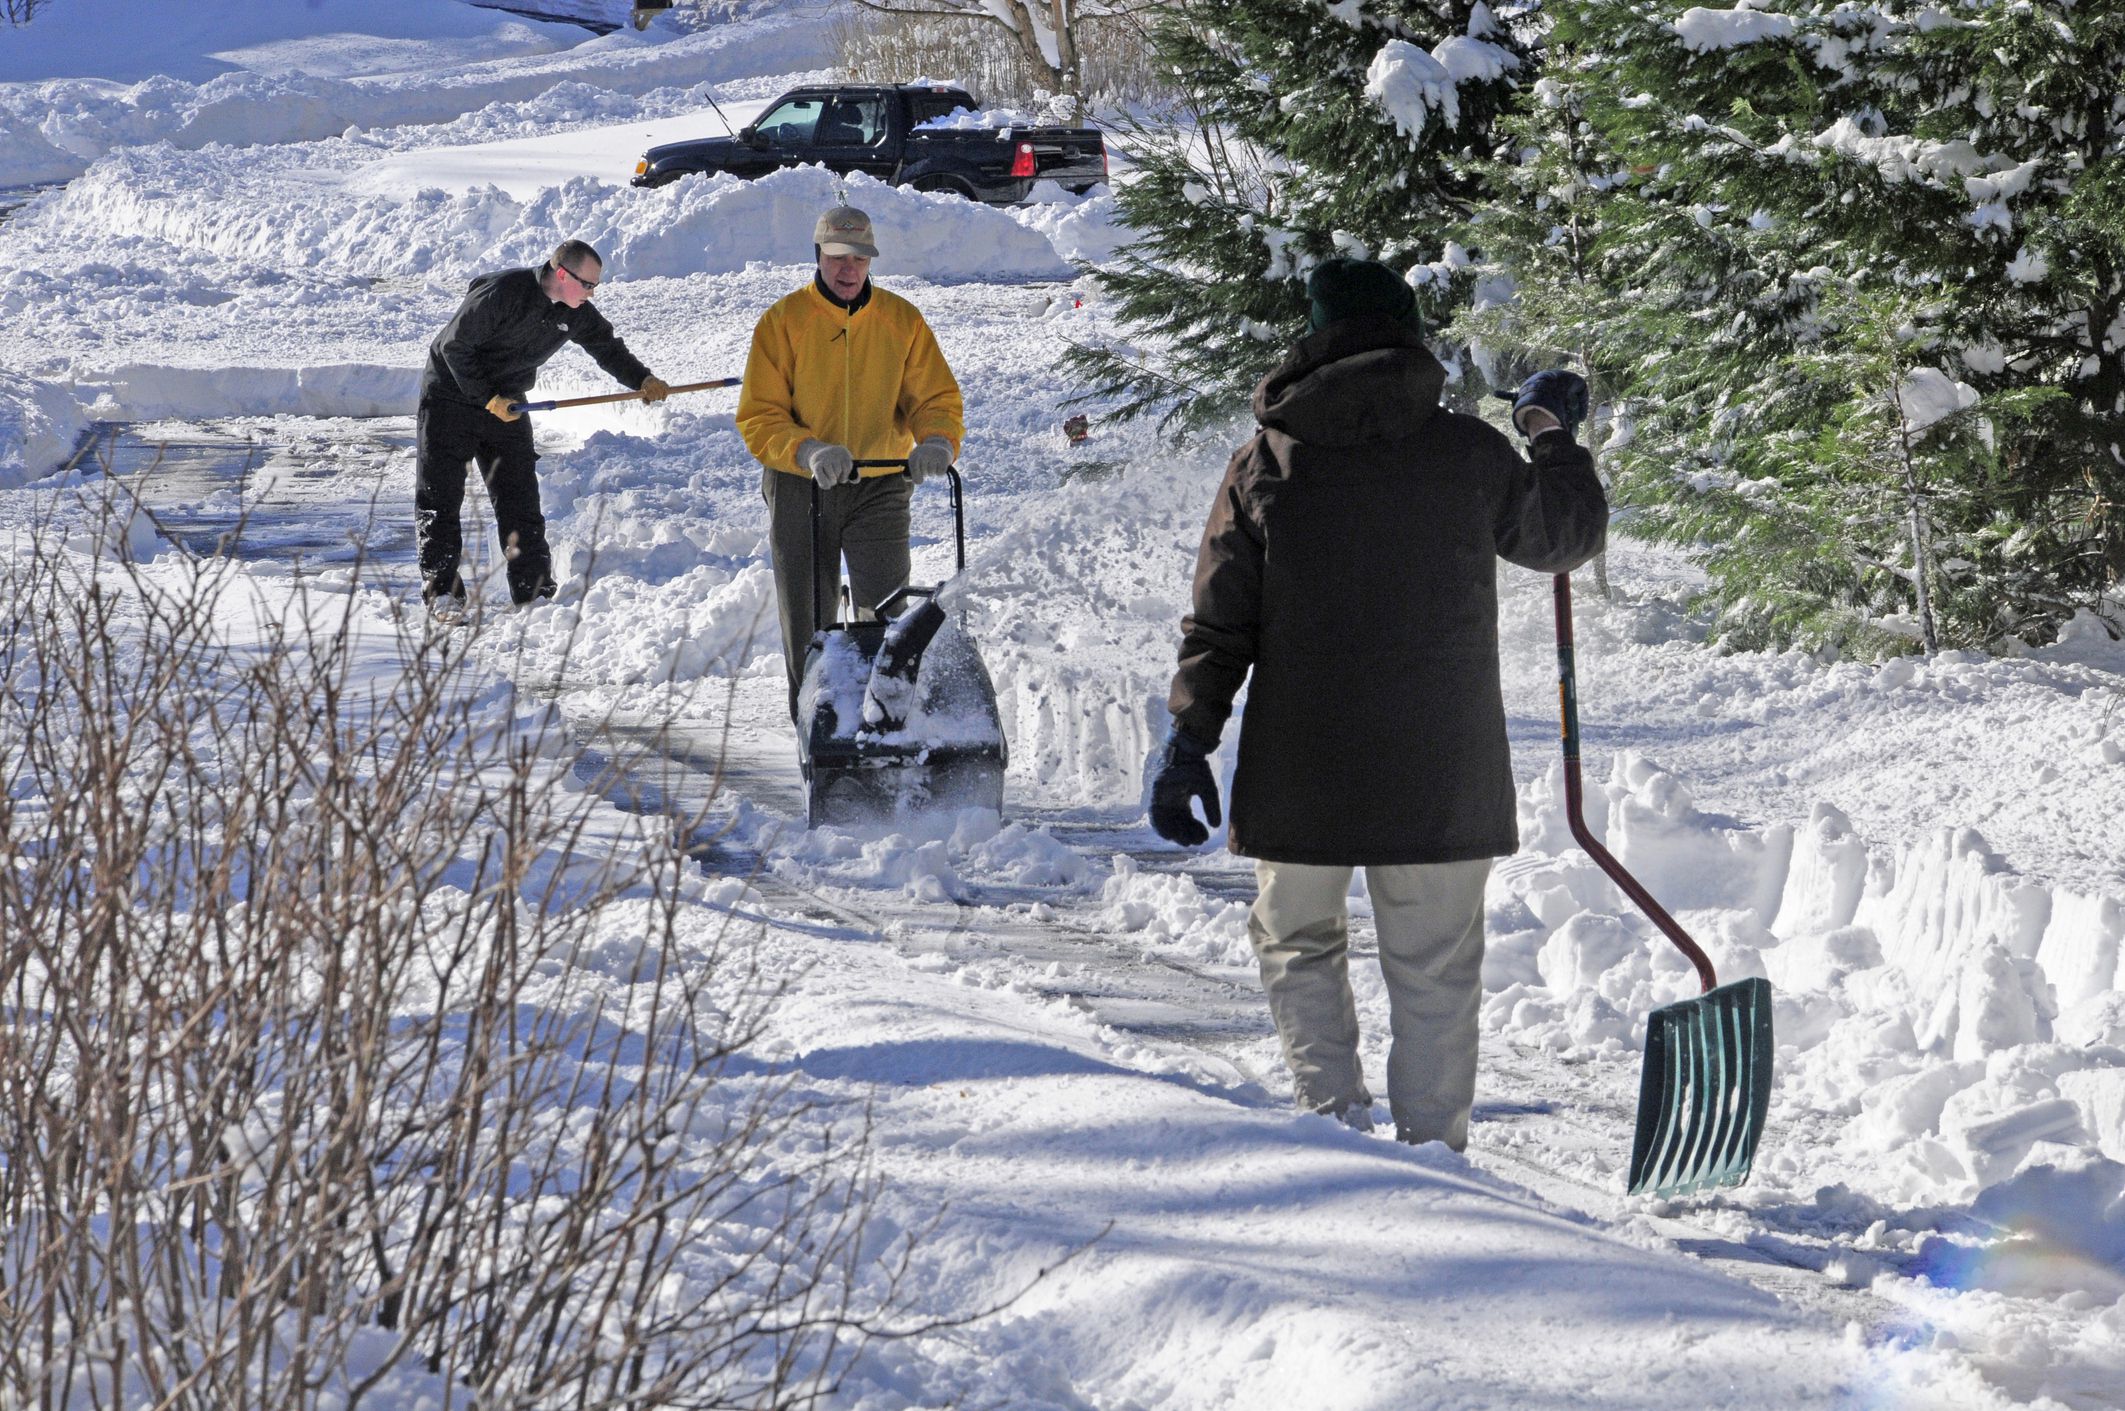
[
  {"x1": 1146, "y1": 257, "x2": 1608, "y2": 1149},
  {"x1": 416, "y1": 238, "x2": 669, "y2": 609}
]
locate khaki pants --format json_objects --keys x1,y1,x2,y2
[
  {"x1": 1248, "y1": 857, "x2": 1492, "y2": 1149},
  {"x1": 763, "y1": 467, "x2": 912, "y2": 721}
]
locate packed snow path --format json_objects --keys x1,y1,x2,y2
[{"x1": 83, "y1": 413, "x2": 2075, "y2": 1409}]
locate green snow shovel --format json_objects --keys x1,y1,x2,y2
[{"x1": 1553, "y1": 571, "x2": 1775, "y2": 1197}]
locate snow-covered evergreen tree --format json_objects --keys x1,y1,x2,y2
[
  {"x1": 1848, "y1": 1, "x2": 2125, "y2": 632},
  {"x1": 1450, "y1": 22, "x2": 1653, "y2": 597},
  {"x1": 1545, "y1": 0, "x2": 2124, "y2": 651},
  {"x1": 1067, "y1": 0, "x2": 1531, "y2": 429}
]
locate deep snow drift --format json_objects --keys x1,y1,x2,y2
[{"x1": 4, "y1": 3, "x2": 2124, "y2": 1407}]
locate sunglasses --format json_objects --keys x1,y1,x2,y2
[{"x1": 558, "y1": 264, "x2": 601, "y2": 291}]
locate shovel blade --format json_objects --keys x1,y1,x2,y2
[{"x1": 1627, "y1": 976, "x2": 1774, "y2": 1197}]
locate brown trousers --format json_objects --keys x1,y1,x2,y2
[{"x1": 762, "y1": 467, "x2": 911, "y2": 720}]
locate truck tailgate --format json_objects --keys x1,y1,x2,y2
[{"x1": 1018, "y1": 128, "x2": 1105, "y2": 187}]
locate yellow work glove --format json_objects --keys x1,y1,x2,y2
[
  {"x1": 486, "y1": 394, "x2": 523, "y2": 423},
  {"x1": 639, "y1": 375, "x2": 671, "y2": 403}
]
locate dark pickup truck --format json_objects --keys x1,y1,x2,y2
[{"x1": 630, "y1": 83, "x2": 1107, "y2": 205}]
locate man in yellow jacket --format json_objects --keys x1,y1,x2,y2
[{"x1": 739, "y1": 204, "x2": 966, "y2": 721}]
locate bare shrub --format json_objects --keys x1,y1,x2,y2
[
  {"x1": 830, "y1": 1, "x2": 1174, "y2": 110},
  {"x1": 3, "y1": 0, "x2": 53, "y2": 26},
  {"x1": 0, "y1": 473, "x2": 927, "y2": 1408}
]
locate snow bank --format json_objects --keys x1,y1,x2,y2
[
  {"x1": 1499, "y1": 742, "x2": 2125, "y2": 1225},
  {"x1": 38, "y1": 155, "x2": 1070, "y2": 285},
  {"x1": 0, "y1": 373, "x2": 88, "y2": 487},
  {"x1": 0, "y1": 0, "x2": 579, "y2": 84},
  {"x1": 0, "y1": 9, "x2": 832, "y2": 186},
  {"x1": 580, "y1": 167, "x2": 1076, "y2": 282},
  {"x1": 1011, "y1": 184, "x2": 1126, "y2": 266},
  {"x1": 75, "y1": 363, "x2": 421, "y2": 421}
]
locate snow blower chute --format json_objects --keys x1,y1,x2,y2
[
  {"x1": 796, "y1": 461, "x2": 1006, "y2": 829},
  {"x1": 1553, "y1": 572, "x2": 1774, "y2": 1197}
]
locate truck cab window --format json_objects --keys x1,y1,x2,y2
[
  {"x1": 755, "y1": 98, "x2": 820, "y2": 146},
  {"x1": 818, "y1": 97, "x2": 887, "y2": 147}
]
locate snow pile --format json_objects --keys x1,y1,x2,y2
[
  {"x1": 911, "y1": 104, "x2": 1040, "y2": 132},
  {"x1": 1011, "y1": 184, "x2": 1125, "y2": 266},
  {"x1": 582, "y1": 167, "x2": 1075, "y2": 282},
  {"x1": 1497, "y1": 748, "x2": 2125, "y2": 1224},
  {"x1": 0, "y1": 373, "x2": 87, "y2": 488},
  {"x1": 0, "y1": 0, "x2": 578, "y2": 84},
  {"x1": 74, "y1": 364, "x2": 422, "y2": 422},
  {"x1": 1098, "y1": 854, "x2": 1253, "y2": 964},
  {"x1": 0, "y1": 7, "x2": 832, "y2": 186},
  {"x1": 733, "y1": 802, "x2": 1091, "y2": 904},
  {"x1": 35, "y1": 156, "x2": 1071, "y2": 285}
]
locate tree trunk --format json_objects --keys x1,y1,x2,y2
[
  {"x1": 1048, "y1": 0, "x2": 1083, "y2": 102},
  {"x1": 1897, "y1": 435, "x2": 1940, "y2": 653},
  {"x1": 999, "y1": 0, "x2": 1069, "y2": 99}
]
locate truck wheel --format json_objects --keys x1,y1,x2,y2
[{"x1": 912, "y1": 176, "x2": 975, "y2": 201}]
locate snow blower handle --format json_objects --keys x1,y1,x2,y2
[
  {"x1": 850, "y1": 460, "x2": 966, "y2": 574},
  {"x1": 508, "y1": 376, "x2": 742, "y2": 414},
  {"x1": 808, "y1": 461, "x2": 966, "y2": 633},
  {"x1": 1553, "y1": 572, "x2": 1720, "y2": 995}
]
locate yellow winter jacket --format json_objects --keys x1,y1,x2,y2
[{"x1": 738, "y1": 279, "x2": 965, "y2": 478}]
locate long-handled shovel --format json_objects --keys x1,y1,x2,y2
[
  {"x1": 1553, "y1": 571, "x2": 1775, "y2": 1197},
  {"x1": 508, "y1": 376, "x2": 742, "y2": 414}
]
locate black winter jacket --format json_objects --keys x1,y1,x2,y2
[
  {"x1": 1168, "y1": 316, "x2": 1608, "y2": 865},
  {"x1": 419, "y1": 266, "x2": 652, "y2": 408}
]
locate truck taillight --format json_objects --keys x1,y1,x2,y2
[
  {"x1": 1101, "y1": 144, "x2": 1109, "y2": 177},
  {"x1": 1010, "y1": 141, "x2": 1035, "y2": 179}
]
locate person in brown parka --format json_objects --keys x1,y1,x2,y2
[{"x1": 1147, "y1": 256, "x2": 1607, "y2": 1148}]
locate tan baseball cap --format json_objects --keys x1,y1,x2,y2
[{"x1": 813, "y1": 204, "x2": 879, "y2": 259}]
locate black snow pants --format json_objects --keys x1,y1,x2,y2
[{"x1": 414, "y1": 396, "x2": 554, "y2": 605}]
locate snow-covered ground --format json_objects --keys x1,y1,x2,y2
[{"x1": 4, "y1": 3, "x2": 2124, "y2": 1407}]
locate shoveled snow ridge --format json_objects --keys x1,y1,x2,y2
[{"x1": 37, "y1": 157, "x2": 1073, "y2": 284}]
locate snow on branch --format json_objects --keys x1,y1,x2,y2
[
  {"x1": 1899, "y1": 365, "x2": 1980, "y2": 438},
  {"x1": 1671, "y1": 5, "x2": 1797, "y2": 53},
  {"x1": 1365, "y1": 41, "x2": 1459, "y2": 139}
]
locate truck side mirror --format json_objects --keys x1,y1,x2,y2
[{"x1": 739, "y1": 125, "x2": 763, "y2": 147}]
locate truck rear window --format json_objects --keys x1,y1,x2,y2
[{"x1": 910, "y1": 96, "x2": 966, "y2": 127}]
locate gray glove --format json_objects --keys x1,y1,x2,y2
[
  {"x1": 907, "y1": 435, "x2": 954, "y2": 485},
  {"x1": 798, "y1": 439, "x2": 855, "y2": 487}
]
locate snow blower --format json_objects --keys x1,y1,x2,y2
[
  {"x1": 796, "y1": 461, "x2": 1006, "y2": 829},
  {"x1": 1552, "y1": 572, "x2": 1775, "y2": 1197}
]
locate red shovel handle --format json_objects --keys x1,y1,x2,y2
[{"x1": 1554, "y1": 572, "x2": 1720, "y2": 995}]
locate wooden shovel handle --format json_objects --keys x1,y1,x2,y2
[{"x1": 510, "y1": 376, "x2": 741, "y2": 413}]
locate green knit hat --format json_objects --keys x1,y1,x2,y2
[{"x1": 1306, "y1": 257, "x2": 1422, "y2": 335}]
